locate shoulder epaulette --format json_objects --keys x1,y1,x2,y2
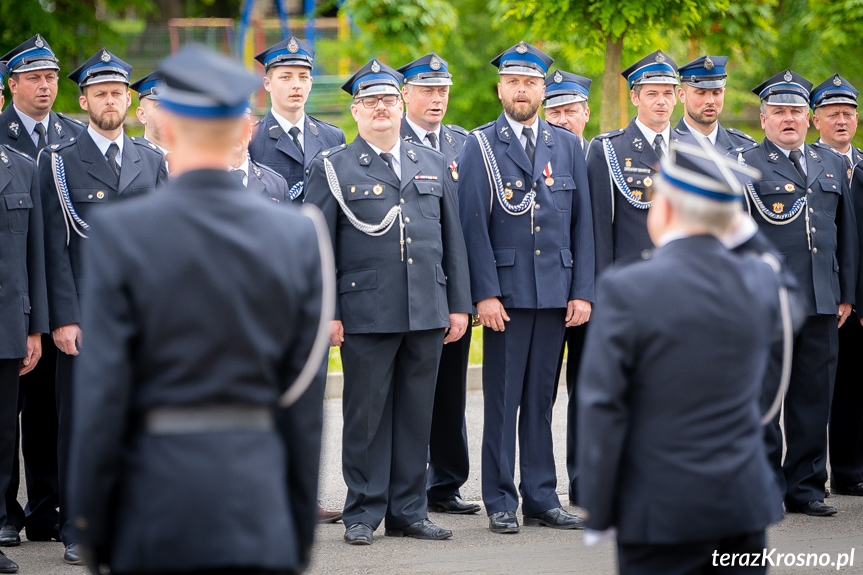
[
  {"x1": 128, "y1": 136, "x2": 162, "y2": 154},
  {"x1": 595, "y1": 128, "x2": 626, "y2": 140},
  {"x1": 738, "y1": 141, "x2": 760, "y2": 153},
  {"x1": 253, "y1": 118, "x2": 263, "y2": 127},
  {"x1": 2, "y1": 144, "x2": 33, "y2": 162},
  {"x1": 318, "y1": 143, "x2": 348, "y2": 158},
  {"x1": 726, "y1": 127, "x2": 757, "y2": 143},
  {"x1": 308, "y1": 114, "x2": 342, "y2": 131},
  {"x1": 445, "y1": 124, "x2": 468, "y2": 136},
  {"x1": 56, "y1": 113, "x2": 86, "y2": 128},
  {"x1": 469, "y1": 121, "x2": 495, "y2": 134},
  {"x1": 45, "y1": 137, "x2": 77, "y2": 153}
]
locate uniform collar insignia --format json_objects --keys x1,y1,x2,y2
[
  {"x1": 9, "y1": 122, "x2": 19, "y2": 137},
  {"x1": 253, "y1": 164, "x2": 262, "y2": 178},
  {"x1": 0, "y1": 151, "x2": 8, "y2": 165},
  {"x1": 307, "y1": 120, "x2": 318, "y2": 136},
  {"x1": 809, "y1": 148, "x2": 819, "y2": 161},
  {"x1": 54, "y1": 121, "x2": 63, "y2": 136},
  {"x1": 359, "y1": 152, "x2": 371, "y2": 165},
  {"x1": 768, "y1": 151, "x2": 779, "y2": 162},
  {"x1": 406, "y1": 148, "x2": 417, "y2": 162},
  {"x1": 542, "y1": 128, "x2": 551, "y2": 143},
  {"x1": 500, "y1": 125, "x2": 511, "y2": 139},
  {"x1": 444, "y1": 132, "x2": 454, "y2": 145}
]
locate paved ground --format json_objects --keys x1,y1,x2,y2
[{"x1": 7, "y1": 388, "x2": 863, "y2": 574}]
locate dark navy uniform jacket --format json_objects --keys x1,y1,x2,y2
[
  {"x1": 673, "y1": 117, "x2": 757, "y2": 156},
  {"x1": 68, "y1": 170, "x2": 326, "y2": 573},
  {"x1": 247, "y1": 158, "x2": 290, "y2": 204},
  {"x1": 741, "y1": 139, "x2": 858, "y2": 315},
  {"x1": 0, "y1": 145, "x2": 48, "y2": 359},
  {"x1": 39, "y1": 131, "x2": 168, "y2": 329},
  {"x1": 578, "y1": 235, "x2": 785, "y2": 544},
  {"x1": 586, "y1": 119, "x2": 657, "y2": 273},
  {"x1": 400, "y1": 117, "x2": 466, "y2": 182},
  {"x1": 459, "y1": 113, "x2": 594, "y2": 309},
  {"x1": 0, "y1": 106, "x2": 84, "y2": 155},
  {"x1": 814, "y1": 137, "x2": 863, "y2": 179},
  {"x1": 304, "y1": 136, "x2": 472, "y2": 334},
  {"x1": 249, "y1": 111, "x2": 345, "y2": 203}
]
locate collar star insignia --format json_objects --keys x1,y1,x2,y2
[
  {"x1": 655, "y1": 52, "x2": 666, "y2": 64},
  {"x1": 553, "y1": 70, "x2": 563, "y2": 83},
  {"x1": 809, "y1": 148, "x2": 819, "y2": 160},
  {"x1": 834, "y1": 75, "x2": 842, "y2": 87},
  {"x1": 444, "y1": 132, "x2": 454, "y2": 145},
  {"x1": 0, "y1": 151, "x2": 8, "y2": 165},
  {"x1": 768, "y1": 151, "x2": 779, "y2": 161},
  {"x1": 704, "y1": 56, "x2": 714, "y2": 70},
  {"x1": 253, "y1": 165, "x2": 261, "y2": 178},
  {"x1": 430, "y1": 55, "x2": 441, "y2": 71},
  {"x1": 371, "y1": 60, "x2": 381, "y2": 73},
  {"x1": 9, "y1": 122, "x2": 19, "y2": 137},
  {"x1": 783, "y1": 70, "x2": 792, "y2": 82},
  {"x1": 35, "y1": 35, "x2": 44, "y2": 48},
  {"x1": 287, "y1": 37, "x2": 299, "y2": 53},
  {"x1": 101, "y1": 49, "x2": 111, "y2": 63},
  {"x1": 515, "y1": 41, "x2": 528, "y2": 54}
]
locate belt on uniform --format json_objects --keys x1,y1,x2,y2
[{"x1": 144, "y1": 405, "x2": 274, "y2": 435}]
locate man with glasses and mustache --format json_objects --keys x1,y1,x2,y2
[
  {"x1": 673, "y1": 55, "x2": 757, "y2": 154},
  {"x1": 458, "y1": 41, "x2": 593, "y2": 535},
  {"x1": 586, "y1": 50, "x2": 678, "y2": 273},
  {"x1": 304, "y1": 59, "x2": 470, "y2": 546},
  {"x1": 38, "y1": 48, "x2": 167, "y2": 565},
  {"x1": 0, "y1": 35, "x2": 85, "y2": 549}
]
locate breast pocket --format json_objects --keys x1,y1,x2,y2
[
  {"x1": 755, "y1": 180, "x2": 800, "y2": 216},
  {"x1": 818, "y1": 177, "x2": 841, "y2": 218},
  {"x1": 4, "y1": 192, "x2": 32, "y2": 234},
  {"x1": 500, "y1": 175, "x2": 527, "y2": 207},
  {"x1": 549, "y1": 176, "x2": 575, "y2": 212},
  {"x1": 415, "y1": 181, "x2": 443, "y2": 220}
]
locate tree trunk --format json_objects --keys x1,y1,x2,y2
[{"x1": 600, "y1": 34, "x2": 624, "y2": 133}]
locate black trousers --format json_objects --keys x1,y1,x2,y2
[
  {"x1": 551, "y1": 324, "x2": 587, "y2": 504},
  {"x1": 340, "y1": 329, "x2": 444, "y2": 530},
  {"x1": 4, "y1": 333, "x2": 59, "y2": 534},
  {"x1": 426, "y1": 328, "x2": 472, "y2": 504},
  {"x1": 761, "y1": 314, "x2": 837, "y2": 507},
  {"x1": 829, "y1": 312, "x2": 863, "y2": 489},
  {"x1": 0, "y1": 360, "x2": 20, "y2": 528},
  {"x1": 617, "y1": 531, "x2": 767, "y2": 575},
  {"x1": 56, "y1": 350, "x2": 76, "y2": 544}
]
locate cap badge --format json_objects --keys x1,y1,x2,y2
[
  {"x1": 287, "y1": 37, "x2": 299, "y2": 53},
  {"x1": 515, "y1": 41, "x2": 528, "y2": 54},
  {"x1": 430, "y1": 55, "x2": 442, "y2": 71},
  {"x1": 773, "y1": 202, "x2": 784, "y2": 214},
  {"x1": 834, "y1": 75, "x2": 842, "y2": 87},
  {"x1": 704, "y1": 56, "x2": 714, "y2": 70},
  {"x1": 553, "y1": 70, "x2": 563, "y2": 84},
  {"x1": 101, "y1": 50, "x2": 111, "y2": 63},
  {"x1": 783, "y1": 70, "x2": 792, "y2": 82},
  {"x1": 371, "y1": 60, "x2": 381, "y2": 73},
  {"x1": 35, "y1": 36, "x2": 44, "y2": 49},
  {"x1": 655, "y1": 52, "x2": 666, "y2": 64}
]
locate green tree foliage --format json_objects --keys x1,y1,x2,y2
[{"x1": 0, "y1": 0, "x2": 155, "y2": 112}]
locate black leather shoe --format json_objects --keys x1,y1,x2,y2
[
  {"x1": 428, "y1": 494, "x2": 481, "y2": 515},
  {"x1": 0, "y1": 526, "x2": 19, "y2": 547},
  {"x1": 63, "y1": 543, "x2": 84, "y2": 565},
  {"x1": 24, "y1": 524, "x2": 60, "y2": 542},
  {"x1": 524, "y1": 507, "x2": 585, "y2": 529},
  {"x1": 0, "y1": 550, "x2": 18, "y2": 573},
  {"x1": 344, "y1": 523, "x2": 373, "y2": 545},
  {"x1": 488, "y1": 510, "x2": 519, "y2": 534},
  {"x1": 385, "y1": 518, "x2": 452, "y2": 540},
  {"x1": 833, "y1": 483, "x2": 863, "y2": 496},
  {"x1": 788, "y1": 500, "x2": 838, "y2": 516}
]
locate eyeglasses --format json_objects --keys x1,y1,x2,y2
[{"x1": 355, "y1": 95, "x2": 400, "y2": 109}]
